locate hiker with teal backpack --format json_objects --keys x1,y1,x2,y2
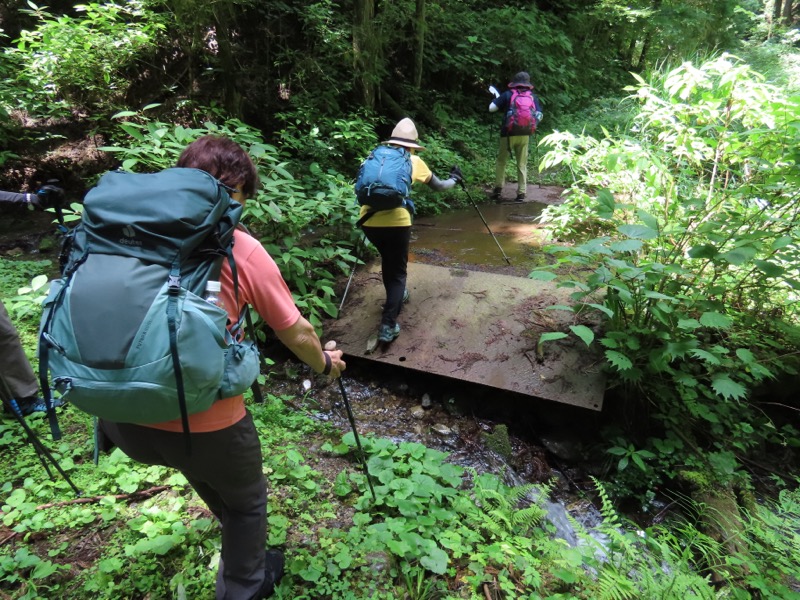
[
  {"x1": 39, "y1": 136, "x2": 345, "y2": 599},
  {"x1": 489, "y1": 71, "x2": 543, "y2": 203},
  {"x1": 354, "y1": 118, "x2": 462, "y2": 343}
]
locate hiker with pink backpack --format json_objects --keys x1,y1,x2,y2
[{"x1": 489, "y1": 71, "x2": 543, "y2": 203}]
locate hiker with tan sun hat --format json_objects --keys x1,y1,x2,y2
[{"x1": 354, "y1": 117, "x2": 462, "y2": 343}]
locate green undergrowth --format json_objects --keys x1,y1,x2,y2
[{"x1": 2, "y1": 390, "x2": 799, "y2": 599}]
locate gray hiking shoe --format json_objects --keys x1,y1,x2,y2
[
  {"x1": 402, "y1": 288, "x2": 409, "y2": 304},
  {"x1": 378, "y1": 323, "x2": 401, "y2": 343},
  {"x1": 4, "y1": 396, "x2": 64, "y2": 417}
]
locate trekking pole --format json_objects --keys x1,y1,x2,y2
[
  {"x1": 2, "y1": 398, "x2": 81, "y2": 495},
  {"x1": 459, "y1": 181, "x2": 512, "y2": 265},
  {"x1": 337, "y1": 378, "x2": 377, "y2": 501},
  {"x1": 337, "y1": 235, "x2": 365, "y2": 317},
  {"x1": 533, "y1": 130, "x2": 541, "y2": 189}
]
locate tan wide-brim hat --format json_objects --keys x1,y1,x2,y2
[{"x1": 384, "y1": 117, "x2": 425, "y2": 150}]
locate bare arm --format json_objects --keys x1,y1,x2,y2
[{"x1": 275, "y1": 314, "x2": 346, "y2": 378}]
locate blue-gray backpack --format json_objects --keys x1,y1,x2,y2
[
  {"x1": 37, "y1": 168, "x2": 261, "y2": 442},
  {"x1": 354, "y1": 145, "x2": 413, "y2": 224}
]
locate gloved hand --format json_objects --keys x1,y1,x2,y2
[
  {"x1": 534, "y1": 111, "x2": 543, "y2": 123},
  {"x1": 449, "y1": 165, "x2": 463, "y2": 183},
  {"x1": 36, "y1": 184, "x2": 65, "y2": 210},
  {"x1": 24, "y1": 193, "x2": 43, "y2": 210}
]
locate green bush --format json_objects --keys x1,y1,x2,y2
[{"x1": 534, "y1": 54, "x2": 800, "y2": 496}]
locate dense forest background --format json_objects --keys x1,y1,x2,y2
[{"x1": 2, "y1": 1, "x2": 800, "y2": 599}]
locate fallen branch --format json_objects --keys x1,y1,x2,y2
[
  {"x1": 36, "y1": 485, "x2": 171, "y2": 510},
  {"x1": 0, "y1": 531, "x2": 18, "y2": 547}
]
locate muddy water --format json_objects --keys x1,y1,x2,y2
[{"x1": 411, "y1": 201, "x2": 549, "y2": 275}]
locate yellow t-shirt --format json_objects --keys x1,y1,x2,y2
[{"x1": 358, "y1": 153, "x2": 432, "y2": 227}]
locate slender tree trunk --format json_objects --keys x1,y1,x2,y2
[
  {"x1": 214, "y1": 6, "x2": 242, "y2": 118},
  {"x1": 636, "y1": 0, "x2": 663, "y2": 70},
  {"x1": 353, "y1": 0, "x2": 377, "y2": 110},
  {"x1": 782, "y1": 0, "x2": 793, "y2": 24},
  {"x1": 772, "y1": 0, "x2": 782, "y2": 23},
  {"x1": 413, "y1": 0, "x2": 426, "y2": 89}
]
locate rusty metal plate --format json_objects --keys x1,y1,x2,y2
[{"x1": 326, "y1": 262, "x2": 605, "y2": 411}]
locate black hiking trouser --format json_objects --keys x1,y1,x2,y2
[
  {"x1": 99, "y1": 413, "x2": 271, "y2": 600},
  {"x1": 361, "y1": 225, "x2": 411, "y2": 328}
]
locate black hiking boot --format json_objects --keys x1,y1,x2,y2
[
  {"x1": 257, "y1": 548, "x2": 285, "y2": 599},
  {"x1": 491, "y1": 187, "x2": 502, "y2": 203},
  {"x1": 515, "y1": 192, "x2": 526, "y2": 202}
]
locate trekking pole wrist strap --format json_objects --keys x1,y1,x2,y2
[{"x1": 322, "y1": 351, "x2": 332, "y2": 375}]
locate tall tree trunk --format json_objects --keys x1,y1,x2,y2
[
  {"x1": 353, "y1": 0, "x2": 377, "y2": 111},
  {"x1": 413, "y1": 0, "x2": 426, "y2": 89},
  {"x1": 772, "y1": 0, "x2": 782, "y2": 24},
  {"x1": 636, "y1": 0, "x2": 663, "y2": 70},
  {"x1": 782, "y1": 0, "x2": 793, "y2": 23},
  {"x1": 214, "y1": 6, "x2": 242, "y2": 118}
]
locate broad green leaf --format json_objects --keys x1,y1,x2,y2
[
  {"x1": 595, "y1": 188, "x2": 616, "y2": 218},
  {"x1": 673, "y1": 372, "x2": 698, "y2": 387},
  {"x1": 605, "y1": 350, "x2": 633, "y2": 371},
  {"x1": 636, "y1": 209, "x2": 659, "y2": 231},
  {"x1": 617, "y1": 224, "x2": 658, "y2": 240},
  {"x1": 644, "y1": 290, "x2": 674, "y2": 300},
  {"x1": 677, "y1": 319, "x2": 701, "y2": 330},
  {"x1": 711, "y1": 374, "x2": 747, "y2": 400},
  {"x1": 545, "y1": 304, "x2": 575, "y2": 312},
  {"x1": 420, "y1": 546, "x2": 448, "y2": 574},
  {"x1": 719, "y1": 246, "x2": 757, "y2": 265},
  {"x1": 700, "y1": 312, "x2": 732, "y2": 329},
  {"x1": 735, "y1": 348, "x2": 755, "y2": 363},
  {"x1": 687, "y1": 244, "x2": 718, "y2": 259},
  {"x1": 771, "y1": 236, "x2": 794, "y2": 250},
  {"x1": 120, "y1": 123, "x2": 145, "y2": 141},
  {"x1": 586, "y1": 302, "x2": 614, "y2": 318},
  {"x1": 569, "y1": 325, "x2": 594, "y2": 347},
  {"x1": 754, "y1": 260, "x2": 784, "y2": 277},
  {"x1": 539, "y1": 332, "x2": 568, "y2": 345},
  {"x1": 689, "y1": 349, "x2": 721, "y2": 365},
  {"x1": 529, "y1": 270, "x2": 557, "y2": 281},
  {"x1": 609, "y1": 239, "x2": 643, "y2": 252}
]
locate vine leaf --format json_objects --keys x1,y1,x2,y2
[
  {"x1": 711, "y1": 374, "x2": 747, "y2": 400},
  {"x1": 605, "y1": 350, "x2": 632, "y2": 371},
  {"x1": 699, "y1": 311, "x2": 732, "y2": 329}
]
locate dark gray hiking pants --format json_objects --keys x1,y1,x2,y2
[{"x1": 99, "y1": 413, "x2": 268, "y2": 600}]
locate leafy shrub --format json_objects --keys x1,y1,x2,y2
[
  {"x1": 534, "y1": 54, "x2": 800, "y2": 494},
  {"x1": 9, "y1": 1, "x2": 165, "y2": 111}
]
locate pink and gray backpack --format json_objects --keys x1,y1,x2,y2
[{"x1": 504, "y1": 88, "x2": 537, "y2": 136}]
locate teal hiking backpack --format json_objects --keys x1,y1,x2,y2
[
  {"x1": 38, "y1": 168, "x2": 261, "y2": 441},
  {"x1": 354, "y1": 144, "x2": 413, "y2": 217}
]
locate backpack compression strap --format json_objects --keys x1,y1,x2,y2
[
  {"x1": 226, "y1": 247, "x2": 267, "y2": 404},
  {"x1": 166, "y1": 264, "x2": 192, "y2": 453}
]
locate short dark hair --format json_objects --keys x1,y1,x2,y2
[{"x1": 176, "y1": 135, "x2": 258, "y2": 197}]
